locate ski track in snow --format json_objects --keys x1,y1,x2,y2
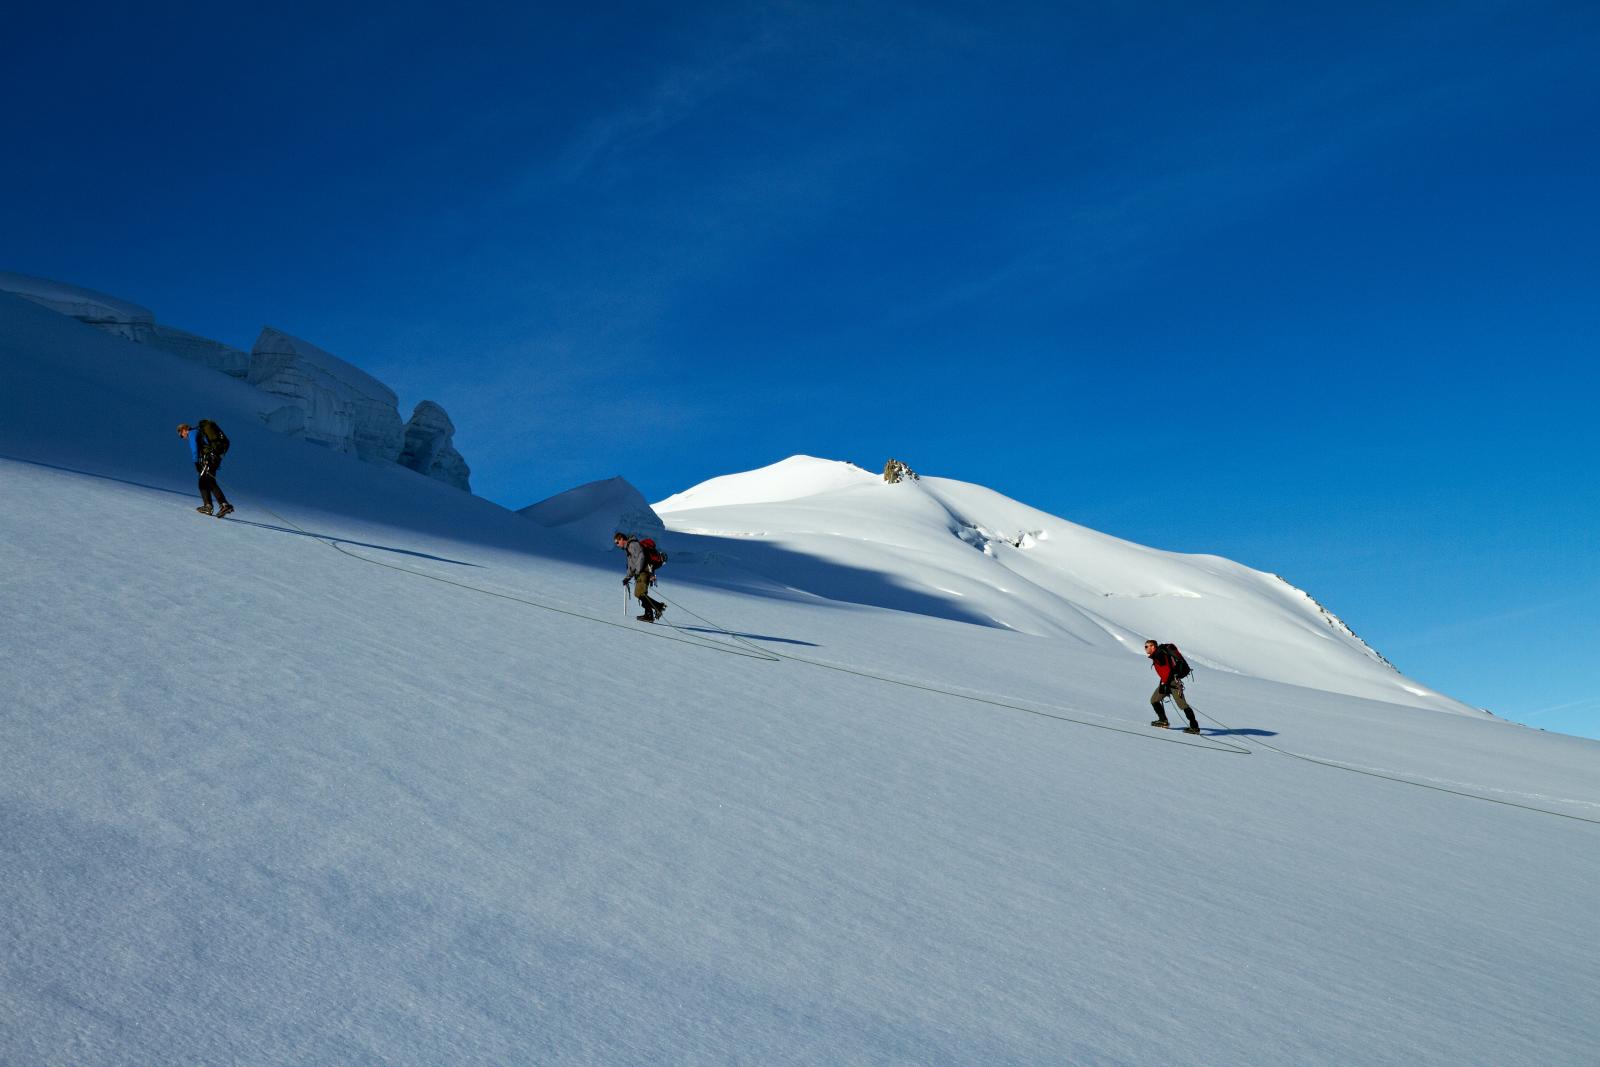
[{"x1": 1285, "y1": 759, "x2": 1600, "y2": 810}]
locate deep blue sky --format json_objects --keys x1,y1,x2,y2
[{"x1": 4, "y1": 2, "x2": 1596, "y2": 737}]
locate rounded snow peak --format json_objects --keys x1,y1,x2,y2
[
  {"x1": 520, "y1": 476, "x2": 663, "y2": 546},
  {"x1": 653, "y1": 455, "x2": 877, "y2": 513}
]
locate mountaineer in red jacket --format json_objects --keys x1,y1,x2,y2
[{"x1": 1145, "y1": 639, "x2": 1201, "y2": 734}]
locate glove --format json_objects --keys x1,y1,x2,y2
[
  {"x1": 648, "y1": 574, "x2": 657, "y2": 586},
  {"x1": 623, "y1": 576, "x2": 631, "y2": 585}
]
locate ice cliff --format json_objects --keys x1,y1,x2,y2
[
  {"x1": 0, "y1": 271, "x2": 473, "y2": 490},
  {"x1": 148, "y1": 324, "x2": 250, "y2": 378},
  {"x1": 247, "y1": 327, "x2": 405, "y2": 461}
]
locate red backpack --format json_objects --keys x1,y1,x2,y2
[{"x1": 636, "y1": 537, "x2": 668, "y2": 572}]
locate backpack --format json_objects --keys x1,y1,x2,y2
[
  {"x1": 197, "y1": 419, "x2": 230, "y2": 456},
  {"x1": 1158, "y1": 643, "x2": 1192, "y2": 680},
  {"x1": 637, "y1": 537, "x2": 668, "y2": 572}
]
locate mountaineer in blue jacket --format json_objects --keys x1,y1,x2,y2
[{"x1": 177, "y1": 420, "x2": 234, "y2": 518}]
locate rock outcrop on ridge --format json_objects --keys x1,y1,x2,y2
[
  {"x1": 398, "y1": 401, "x2": 472, "y2": 492},
  {"x1": 882, "y1": 458, "x2": 918, "y2": 483}
]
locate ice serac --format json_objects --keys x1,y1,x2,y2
[
  {"x1": 0, "y1": 271, "x2": 156, "y2": 342},
  {"x1": 248, "y1": 327, "x2": 404, "y2": 460},
  {"x1": 398, "y1": 401, "x2": 472, "y2": 491},
  {"x1": 147, "y1": 324, "x2": 250, "y2": 378},
  {"x1": 519, "y1": 476, "x2": 663, "y2": 548}
]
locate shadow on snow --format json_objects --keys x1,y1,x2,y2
[{"x1": 0, "y1": 454, "x2": 479, "y2": 567}]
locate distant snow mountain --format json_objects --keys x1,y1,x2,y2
[
  {"x1": 519, "y1": 475, "x2": 663, "y2": 549},
  {"x1": 654, "y1": 456, "x2": 1475, "y2": 715}
]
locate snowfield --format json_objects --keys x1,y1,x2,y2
[{"x1": 2, "y1": 290, "x2": 1598, "y2": 1065}]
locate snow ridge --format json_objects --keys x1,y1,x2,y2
[{"x1": 1272, "y1": 572, "x2": 1399, "y2": 672}]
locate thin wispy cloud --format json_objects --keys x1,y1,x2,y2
[
  {"x1": 1386, "y1": 595, "x2": 1587, "y2": 648},
  {"x1": 881, "y1": 3, "x2": 1600, "y2": 321},
  {"x1": 550, "y1": 49, "x2": 769, "y2": 186},
  {"x1": 1519, "y1": 697, "x2": 1600, "y2": 720}
]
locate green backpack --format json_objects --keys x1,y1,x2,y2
[{"x1": 196, "y1": 419, "x2": 230, "y2": 456}]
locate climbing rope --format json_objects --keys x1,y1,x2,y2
[
  {"x1": 257, "y1": 498, "x2": 1252, "y2": 755},
  {"x1": 255, "y1": 504, "x2": 783, "y2": 663},
  {"x1": 1196, "y1": 700, "x2": 1600, "y2": 826},
  {"x1": 15, "y1": 447, "x2": 1584, "y2": 825},
  {"x1": 258, "y1": 507, "x2": 1600, "y2": 823},
  {"x1": 659, "y1": 591, "x2": 1255, "y2": 755},
  {"x1": 238, "y1": 505, "x2": 1600, "y2": 823}
]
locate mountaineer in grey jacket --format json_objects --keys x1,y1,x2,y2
[{"x1": 614, "y1": 531, "x2": 667, "y2": 622}]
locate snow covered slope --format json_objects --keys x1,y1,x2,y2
[
  {"x1": 3, "y1": 291, "x2": 1598, "y2": 1065},
  {"x1": 656, "y1": 456, "x2": 1473, "y2": 715}
]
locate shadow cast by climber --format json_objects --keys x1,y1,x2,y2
[{"x1": 671, "y1": 626, "x2": 820, "y2": 647}]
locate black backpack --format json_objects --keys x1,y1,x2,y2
[
  {"x1": 197, "y1": 419, "x2": 230, "y2": 456},
  {"x1": 636, "y1": 537, "x2": 667, "y2": 572},
  {"x1": 1158, "y1": 643, "x2": 1192, "y2": 680}
]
